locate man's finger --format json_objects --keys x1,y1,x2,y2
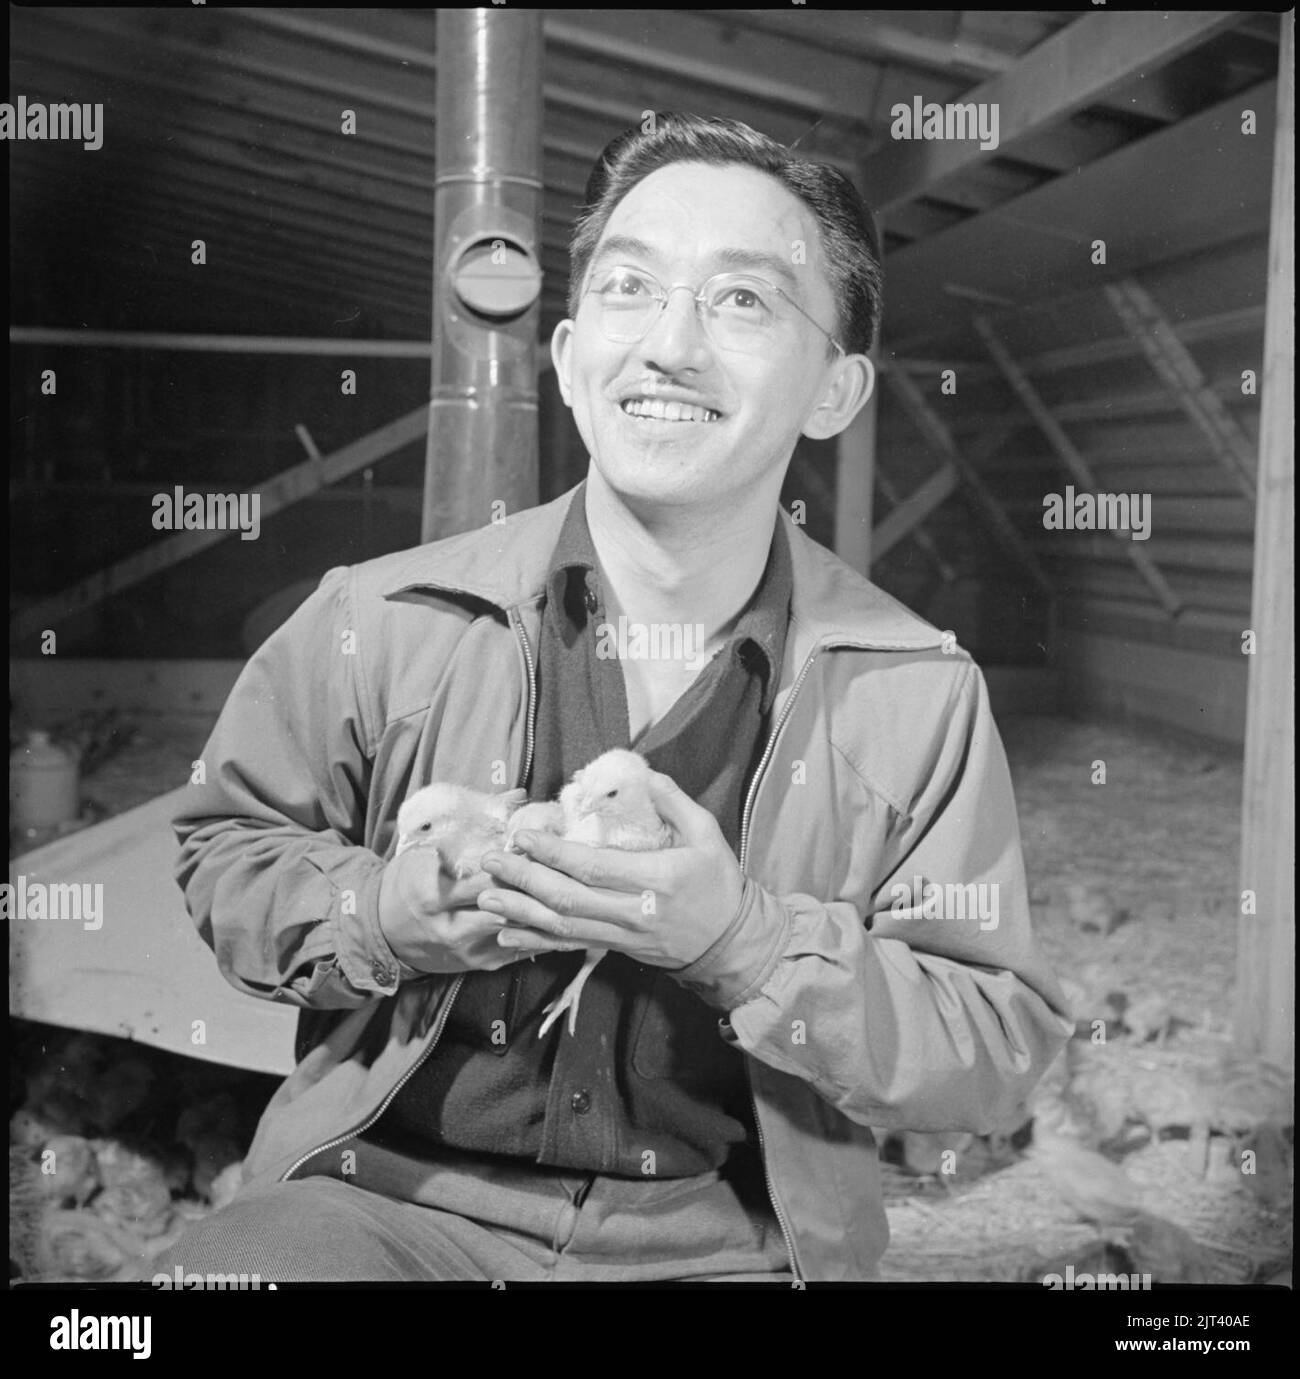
[
  {"x1": 495, "y1": 929, "x2": 588, "y2": 956},
  {"x1": 479, "y1": 851, "x2": 635, "y2": 924},
  {"x1": 479, "y1": 887, "x2": 630, "y2": 948}
]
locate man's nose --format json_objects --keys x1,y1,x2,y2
[{"x1": 637, "y1": 285, "x2": 712, "y2": 369}]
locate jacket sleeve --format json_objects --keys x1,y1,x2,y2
[
  {"x1": 676, "y1": 658, "x2": 1073, "y2": 1134},
  {"x1": 173, "y1": 565, "x2": 408, "y2": 1010}
]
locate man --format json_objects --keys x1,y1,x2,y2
[{"x1": 161, "y1": 114, "x2": 1071, "y2": 1284}]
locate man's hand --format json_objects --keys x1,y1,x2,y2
[
  {"x1": 377, "y1": 842, "x2": 519, "y2": 973},
  {"x1": 476, "y1": 771, "x2": 745, "y2": 969}
]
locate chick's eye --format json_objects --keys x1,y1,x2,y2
[
  {"x1": 418, "y1": 822, "x2": 432, "y2": 832},
  {"x1": 605, "y1": 788, "x2": 618, "y2": 799}
]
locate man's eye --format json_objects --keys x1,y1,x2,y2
[
  {"x1": 599, "y1": 271, "x2": 649, "y2": 297},
  {"x1": 715, "y1": 284, "x2": 771, "y2": 314}
]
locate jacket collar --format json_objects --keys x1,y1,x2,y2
[{"x1": 380, "y1": 483, "x2": 946, "y2": 654}]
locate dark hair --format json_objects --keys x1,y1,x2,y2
[{"x1": 568, "y1": 113, "x2": 883, "y2": 356}]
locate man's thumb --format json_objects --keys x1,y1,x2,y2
[{"x1": 647, "y1": 771, "x2": 709, "y2": 840}]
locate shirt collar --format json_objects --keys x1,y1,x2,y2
[
  {"x1": 379, "y1": 482, "x2": 950, "y2": 657},
  {"x1": 545, "y1": 480, "x2": 791, "y2": 714}
]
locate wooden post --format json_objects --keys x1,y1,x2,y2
[
  {"x1": 833, "y1": 343, "x2": 878, "y2": 574},
  {"x1": 1236, "y1": 12, "x2": 1294, "y2": 1072}
]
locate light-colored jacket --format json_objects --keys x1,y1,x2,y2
[{"x1": 174, "y1": 484, "x2": 1072, "y2": 1281}]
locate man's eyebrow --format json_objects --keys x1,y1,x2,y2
[
  {"x1": 589, "y1": 238, "x2": 802, "y2": 292},
  {"x1": 710, "y1": 248, "x2": 800, "y2": 292},
  {"x1": 590, "y1": 235, "x2": 660, "y2": 269}
]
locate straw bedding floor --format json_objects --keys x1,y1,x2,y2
[{"x1": 10, "y1": 711, "x2": 1292, "y2": 1284}]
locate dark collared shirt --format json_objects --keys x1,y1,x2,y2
[{"x1": 374, "y1": 484, "x2": 792, "y2": 1177}]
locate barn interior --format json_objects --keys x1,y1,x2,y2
[{"x1": 8, "y1": 9, "x2": 1293, "y2": 1286}]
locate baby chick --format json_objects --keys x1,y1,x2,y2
[
  {"x1": 395, "y1": 783, "x2": 527, "y2": 876},
  {"x1": 534, "y1": 749, "x2": 674, "y2": 1038},
  {"x1": 503, "y1": 800, "x2": 567, "y2": 851}
]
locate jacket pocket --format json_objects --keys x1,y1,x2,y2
[
  {"x1": 631, "y1": 971, "x2": 738, "y2": 1083},
  {"x1": 442, "y1": 965, "x2": 525, "y2": 1056}
]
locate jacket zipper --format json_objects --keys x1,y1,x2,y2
[
  {"x1": 281, "y1": 611, "x2": 812, "y2": 1277},
  {"x1": 280, "y1": 972, "x2": 467, "y2": 1181},
  {"x1": 737, "y1": 646, "x2": 820, "y2": 1282},
  {"x1": 281, "y1": 609, "x2": 542, "y2": 1184},
  {"x1": 509, "y1": 606, "x2": 539, "y2": 792},
  {"x1": 739, "y1": 648, "x2": 819, "y2": 876}
]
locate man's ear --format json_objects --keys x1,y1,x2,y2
[
  {"x1": 550, "y1": 320, "x2": 575, "y2": 407},
  {"x1": 801, "y1": 354, "x2": 875, "y2": 441}
]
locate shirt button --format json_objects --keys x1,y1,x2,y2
[
  {"x1": 583, "y1": 586, "x2": 597, "y2": 615},
  {"x1": 570, "y1": 1089, "x2": 592, "y2": 1115},
  {"x1": 371, "y1": 960, "x2": 395, "y2": 986}
]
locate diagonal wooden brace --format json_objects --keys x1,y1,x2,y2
[
  {"x1": 973, "y1": 313, "x2": 1183, "y2": 619},
  {"x1": 1103, "y1": 278, "x2": 1257, "y2": 500},
  {"x1": 884, "y1": 366, "x2": 1055, "y2": 597}
]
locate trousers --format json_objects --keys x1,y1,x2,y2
[{"x1": 150, "y1": 1137, "x2": 794, "y2": 1284}]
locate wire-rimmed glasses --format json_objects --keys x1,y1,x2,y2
[{"x1": 583, "y1": 264, "x2": 845, "y2": 357}]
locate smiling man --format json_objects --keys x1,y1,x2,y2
[{"x1": 162, "y1": 114, "x2": 1071, "y2": 1284}]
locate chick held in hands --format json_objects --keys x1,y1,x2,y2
[
  {"x1": 394, "y1": 783, "x2": 527, "y2": 877},
  {"x1": 534, "y1": 749, "x2": 674, "y2": 1037}
]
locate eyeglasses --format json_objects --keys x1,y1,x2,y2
[{"x1": 582, "y1": 264, "x2": 845, "y2": 357}]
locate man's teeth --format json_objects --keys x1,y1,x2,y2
[{"x1": 621, "y1": 398, "x2": 720, "y2": 422}]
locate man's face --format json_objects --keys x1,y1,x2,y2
[{"x1": 551, "y1": 161, "x2": 861, "y2": 511}]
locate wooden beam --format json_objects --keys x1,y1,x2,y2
[
  {"x1": 972, "y1": 315, "x2": 1184, "y2": 619},
  {"x1": 871, "y1": 421, "x2": 1021, "y2": 566},
  {"x1": 884, "y1": 367, "x2": 1054, "y2": 596},
  {"x1": 231, "y1": 6, "x2": 862, "y2": 174},
  {"x1": 883, "y1": 80, "x2": 1277, "y2": 351},
  {"x1": 1031, "y1": 535, "x2": 1250, "y2": 578},
  {"x1": 894, "y1": 304, "x2": 1267, "y2": 383},
  {"x1": 1237, "y1": 11, "x2": 1295, "y2": 1072},
  {"x1": 862, "y1": 10, "x2": 1237, "y2": 213},
  {"x1": 11, "y1": 329, "x2": 437, "y2": 358},
  {"x1": 11, "y1": 34, "x2": 587, "y2": 244},
  {"x1": 701, "y1": 9, "x2": 1018, "y2": 82},
  {"x1": 543, "y1": 10, "x2": 877, "y2": 131},
  {"x1": 9, "y1": 406, "x2": 428, "y2": 645},
  {"x1": 833, "y1": 347, "x2": 879, "y2": 575},
  {"x1": 872, "y1": 466, "x2": 958, "y2": 578},
  {"x1": 1103, "y1": 279, "x2": 1258, "y2": 500},
  {"x1": 10, "y1": 158, "x2": 432, "y2": 322}
]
